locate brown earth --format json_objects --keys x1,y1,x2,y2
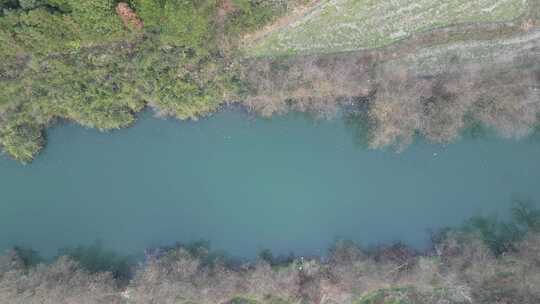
[{"x1": 116, "y1": 2, "x2": 143, "y2": 31}]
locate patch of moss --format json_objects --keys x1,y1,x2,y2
[
  {"x1": 355, "y1": 288, "x2": 413, "y2": 304},
  {"x1": 228, "y1": 296, "x2": 261, "y2": 304}
]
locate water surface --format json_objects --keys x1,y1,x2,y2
[{"x1": 1, "y1": 110, "x2": 539, "y2": 257}]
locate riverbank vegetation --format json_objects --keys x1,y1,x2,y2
[
  {"x1": 1, "y1": 202, "x2": 540, "y2": 303},
  {"x1": 241, "y1": 21, "x2": 540, "y2": 150},
  {"x1": 1, "y1": 0, "x2": 539, "y2": 162},
  {"x1": 0, "y1": 0, "x2": 299, "y2": 162}
]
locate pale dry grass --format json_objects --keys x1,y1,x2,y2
[
  {"x1": 0, "y1": 256, "x2": 120, "y2": 304},
  {"x1": 248, "y1": 0, "x2": 528, "y2": 56}
]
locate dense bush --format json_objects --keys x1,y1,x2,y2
[
  {"x1": 0, "y1": 253, "x2": 122, "y2": 303},
  {"x1": 58, "y1": 242, "x2": 134, "y2": 282},
  {"x1": 366, "y1": 59, "x2": 540, "y2": 151},
  {"x1": 0, "y1": 0, "x2": 294, "y2": 162}
]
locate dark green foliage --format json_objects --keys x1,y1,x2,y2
[
  {"x1": 511, "y1": 199, "x2": 540, "y2": 232},
  {"x1": 18, "y1": 0, "x2": 45, "y2": 9},
  {"x1": 258, "y1": 248, "x2": 295, "y2": 267},
  {"x1": 160, "y1": 239, "x2": 238, "y2": 268},
  {"x1": 262, "y1": 295, "x2": 291, "y2": 304},
  {"x1": 226, "y1": 0, "x2": 289, "y2": 37},
  {"x1": 228, "y1": 297, "x2": 260, "y2": 304},
  {"x1": 355, "y1": 288, "x2": 413, "y2": 304},
  {"x1": 0, "y1": 0, "x2": 20, "y2": 12},
  {"x1": 463, "y1": 216, "x2": 520, "y2": 255},
  {"x1": 58, "y1": 241, "x2": 134, "y2": 281},
  {"x1": 461, "y1": 114, "x2": 489, "y2": 140},
  {"x1": 344, "y1": 101, "x2": 375, "y2": 148},
  {"x1": 12, "y1": 246, "x2": 43, "y2": 267},
  {"x1": 258, "y1": 248, "x2": 275, "y2": 264},
  {"x1": 460, "y1": 199, "x2": 540, "y2": 255}
]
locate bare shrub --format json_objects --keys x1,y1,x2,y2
[
  {"x1": 0, "y1": 256, "x2": 120, "y2": 304},
  {"x1": 0, "y1": 250, "x2": 24, "y2": 276},
  {"x1": 242, "y1": 60, "x2": 290, "y2": 117},
  {"x1": 418, "y1": 78, "x2": 469, "y2": 144},
  {"x1": 466, "y1": 235, "x2": 540, "y2": 304},
  {"x1": 243, "y1": 261, "x2": 300, "y2": 302},
  {"x1": 514, "y1": 234, "x2": 540, "y2": 299},
  {"x1": 3, "y1": 231, "x2": 540, "y2": 303},
  {"x1": 128, "y1": 248, "x2": 244, "y2": 304},
  {"x1": 326, "y1": 241, "x2": 401, "y2": 301},
  {"x1": 367, "y1": 56, "x2": 540, "y2": 151},
  {"x1": 244, "y1": 95, "x2": 289, "y2": 117},
  {"x1": 241, "y1": 53, "x2": 375, "y2": 118},
  {"x1": 368, "y1": 65, "x2": 428, "y2": 150},
  {"x1": 471, "y1": 69, "x2": 540, "y2": 139}
]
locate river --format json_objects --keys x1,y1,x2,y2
[{"x1": 1, "y1": 110, "x2": 539, "y2": 257}]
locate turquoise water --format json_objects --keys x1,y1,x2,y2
[{"x1": 1, "y1": 110, "x2": 539, "y2": 257}]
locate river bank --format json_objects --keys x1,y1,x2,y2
[
  {"x1": 2, "y1": 202, "x2": 540, "y2": 304},
  {"x1": 1, "y1": 0, "x2": 539, "y2": 162}
]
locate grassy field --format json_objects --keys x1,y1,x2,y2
[{"x1": 247, "y1": 0, "x2": 529, "y2": 56}]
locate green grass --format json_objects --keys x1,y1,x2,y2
[
  {"x1": 355, "y1": 288, "x2": 413, "y2": 304},
  {"x1": 248, "y1": 0, "x2": 528, "y2": 56},
  {"x1": 229, "y1": 297, "x2": 260, "y2": 304}
]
